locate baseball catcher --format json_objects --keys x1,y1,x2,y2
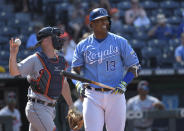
[{"x1": 67, "y1": 106, "x2": 84, "y2": 130}]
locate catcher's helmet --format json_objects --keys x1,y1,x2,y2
[
  {"x1": 89, "y1": 8, "x2": 109, "y2": 22},
  {"x1": 36, "y1": 27, "x2": 64, "y2": 50}
]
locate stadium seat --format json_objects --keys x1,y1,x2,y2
[
  {"x1": 174, "y1": 8, "x2": 184, "y2": 17},
  {"x1": 121, "y1": 25, "x2": 135, "y2": 35},
  {"x1": 0, "y1": 36, "x2": 9, "y2": 45},
  {"x1": 0, "y1": 51, "x2": 9, "y2": 63},
  {"x1": 1, "y1": 27, "x2": 19, "y2": 37},
  {"x1": 157, "y1": 53, "x2": 174, "y2": 68},
  {"x1": 167, "y1": 16, "x2": 182, "y2": 25},
  {"x1": 141, "y1": 1, "x2": 158, "y2": 10},
  {"x1": 169, "y1": 38, "x2": 180, "y2": 48},
  {"x1": 7, "y1": 18, "x2": 28, "y2": 30},
  {"x1": 148, "y1": 39, "x2": 167, "y2": 49},
  {"x1": 117, "y1": 1, "x2": 131, "y2": 10},
  {"x1": 133, "y1": 31, "x2": 148, "y2": 41},
  {"x1": 181, "y1": 2, "x2": 184, "y2": 8},
  {"x1": 130, "y1": 39, "x2": 145, "y2": 49},
  {"x1": 163, "y1": 45, "x2": 175, "y2": 55},
  {"x1": 0, "y1": 11, "x2": 14, "y2": 22},
  {"x1": 20, "y1": 25, "x2": 34, "y2": 36},
  {"x1": 160, "y1": 1, "x2": 179, "y2": 9},
  {"x1": 141, "y1": 47, "x2": 162, "y2": 68}
]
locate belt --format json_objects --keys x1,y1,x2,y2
[
  {"x1": 86, "y1": 86, "x2": 111, "y2": 92},
  {"x1": 28, "y1": 97, "x2": 56, "y2": 107}
]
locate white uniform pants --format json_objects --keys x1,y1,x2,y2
[
  {"x1": 25, "y1": 101, "x2": 56, "y2": 131},
  {"x1": 83, "y1": 89, "x2": 126, "y2": 131}
]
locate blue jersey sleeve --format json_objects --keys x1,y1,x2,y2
[
  {"x1": 72, "y1": 42, "x2": 84, "y2": 67},
  {"x1": 120, "y1": 39, "x2": 139, "y2": 68}
]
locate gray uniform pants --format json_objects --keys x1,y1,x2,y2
[{"x1": 25, "y1": 101, "x2": 56, "y2": 131}]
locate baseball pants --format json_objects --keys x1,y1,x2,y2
[
  {"x1": 83, "y1": 88, "x2": 126, "y2": 131},
  {"x1": 25, "y1": 101, "x2": 56, "y2": 131}
]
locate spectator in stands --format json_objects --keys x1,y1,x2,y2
[
  {"x1": 26, "y1": 22, "x2": 43, "y2": 51},
  {"x1": 148, "y1": 14, "x2": 172, "y2": 41},
  {"x1": 175, "y1": 32, "x2": 184, "y2": 68},
  {"x1": 127, "y1": 80, "x2": 164, "y2": 131},
  {"x1": 99, "y1": 0, "x2": 111, "y2": 14},
  {"x1": 0, "y1": 92, "x2": 22, "y2": 131},
  {"x1": 110, "y1": 8, "x2": 124, "y2": 34},
  {"x1": 125, "y1": 0, "x2": 148, "y2": 26},
  {"x1": 61, "y1": 32, "x2": 77, "y2": 69},
  {"x1": 68, "y1": 5, "x2": 85, "y2": 42},
  {"x1": 177, "y1": 10, "x2": 184, "y2": 37}
]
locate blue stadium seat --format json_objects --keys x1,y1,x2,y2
[
  {"x1": 0, "y1": 36, "x2": 9, "y2": 45},
  {"x1": 121, "y1": 25, "x2": 135, "y2": 35},
  {"x1": 0, "y1": 12, "x2": 14, "y2": 22},
  {"x1": 160, "y1": 1, "x2": 179, "y2": 9},
  {"x1": 8, "y1": 19, "x2": 28, "y2": 30},
  {"x1": 181, "y1": 2, "x2": 184, "y2": 8},
  {"x1": 149, "y1": 16, "x2": 157, "y2": 24},
  {"x1": 157, "y1": 53, "x2": 174, "y2": 68},
  {"x1": 15, "y1": 13, "x2": 31, "y2": 22},
  {"x1": 0, "y1": 51, "x2": 9, "y2": 62},
  {"x1": 1, "y1": 27, "x2": 19, "y2": 37},
  {"x1": 169, "y1": 38, "x2": 180, "y2": 48},
  {"x1": 133, "y1": 31, "x2": 148, "y2": 41},
  {"x1": 148, "y1": 39, "x2": 167, "y2": 49},
  {"x1": 130, "y1": 39, "x2": 146, "y2": 49},
  {"x1": 20, "y1": 25, "x2": 34, "y2": 36},
  {"x1": 167, "y1": 16, "x2": 182, "y2": 25},
  {"x1": 117, "y1": 1, "x2": 131, "y2": 10},
  {"x1": 141, "y1": 47, "x2": 162, "y2": 68},
  {"x1": 163, "y1": 45, "x2": 175, "y2": 55},
  {"x1": 174, "y1": 8, "x2": 184, "y2": 17},
  {"x1": 140, "y1": 1, "x2": 158, "y2": 10}
]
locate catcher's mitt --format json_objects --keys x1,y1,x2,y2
[{"x1": 67, "y1": 107, "x2": 84, "y2": 130}]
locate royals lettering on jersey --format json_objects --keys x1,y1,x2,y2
[
  {"x1": 84, "y1": 45, "x2": 119, "y2": 64},
  {"x1": 30, "y1": 52, "x2": 67, "y2": 100},
  {"x1": 72, "y1": 32, "x2": 139, "y2": 88}
]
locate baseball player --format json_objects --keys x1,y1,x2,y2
[
  {"x1": 9, "y1": 27, "x2": 73, "y2": 131},
  {"x1": 71, "y1": 8, "x2": 140, "y2": 131},
  {"x1": 127, "y1": 80, "x2": 165, "y2": 131},
  {"x1": 0, "y1": 92, "x2": 22, "y2": 131}
]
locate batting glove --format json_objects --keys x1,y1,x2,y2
[
  {"x1": 76, "y1": 82, "x2": 86, "y2": 98},
  {"x1": 112, "y1": 81, "x2": 127, "y2": 94}
]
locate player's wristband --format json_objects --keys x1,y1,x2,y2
[
  {"x1": 122, "y1": 72, "x2": 134, "y2": 85},
  {"x1": 72, "y1": 79, "x2": 82, "y2": 89}
]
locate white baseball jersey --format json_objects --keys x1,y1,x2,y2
[
  {"x1": 127, "y1": 95, "x2": 161, "y2": 128},
  {"x1": 0, "y1": 106, "x2": 22, "y2": 131}
]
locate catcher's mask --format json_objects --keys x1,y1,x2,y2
[
  {"x1": 89, "y1": 8, "x2": 111, "y2": 30},
  {"x1": 36, "y1": 26, "x2": 64, "y2": 50}
]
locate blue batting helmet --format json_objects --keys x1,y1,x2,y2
[{"x1": 89, "y1": 8, "x2": 109, "y2": 22}]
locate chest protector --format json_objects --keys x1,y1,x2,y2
[{"x1": 30, "y1": 52, "x2": 67, "y2": 100}]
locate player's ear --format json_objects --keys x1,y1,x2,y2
[{"x1": 89, "y1": 22, "x2": 93, "y2": 29}]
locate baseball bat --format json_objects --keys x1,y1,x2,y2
[{"x1": 60, "y1": 70, "x2": 115, "y2": 90}]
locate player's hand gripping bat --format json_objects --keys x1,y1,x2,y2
[{"x1": 60, "y1": 70, "x2": 115, "y2": 90}]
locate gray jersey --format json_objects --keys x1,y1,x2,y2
[
  {"x1": 127, "y1": 95, "x2": 160, "y2": 127},
  {"x1": 18, "y1": 53, "x2": 56, "y2": 103}
]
